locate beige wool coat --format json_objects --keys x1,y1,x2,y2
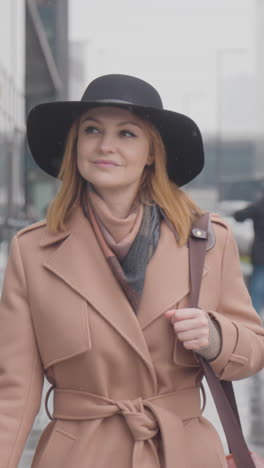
[{"x1": 0, "y1": 205, "x2": 264, "y2": 468}]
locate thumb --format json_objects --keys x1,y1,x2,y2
[{"x1": 164, "y1": 309, "x2": 175, "y2": 319}]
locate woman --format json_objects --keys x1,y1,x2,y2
[{"x1": 0, "y1": 74, "x2": 264, "y2": 468}]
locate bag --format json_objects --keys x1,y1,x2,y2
[{"x1": 189, "y1": 213, "x2": 264, "y2": 468}]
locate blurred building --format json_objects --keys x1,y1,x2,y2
[
  {"x1": 256, "y1": 0, "x2": 264, "y2": 174},
  {"x1": 187, "y1": 135, "x2": 262, "y2": 209},
  {"x1": 69, "y1": 40, "x2": 87, "y2": 100},
  {"x1": 0, "y1": 0, "x2": 69, "y2": 246},
  {"x1": 0, "y1": 1, "x2": 27, "y2": 244},
  {"x1": 25, "y1": 0, "x2": 69, "y2": 219}
]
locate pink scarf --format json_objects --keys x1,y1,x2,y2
[{"x1": 87, "y1": 188, "x2": 144, "y2": 262}]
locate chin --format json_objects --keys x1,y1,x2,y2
[{"x1": 87, "y1": 178, "x2": 123, "y2": 190}]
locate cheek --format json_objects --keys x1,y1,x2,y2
[
  {"x1": 139, "y1": 138, "x2": 151, "y2": 164},
  {"x1": 132, "y1": 143, "x2": 151, "y2": 170},
  {"x1": 77, "y1": 140, "x2": 92, "y2": 164},
  {"x1": 76, "y1": 142, "x2": 91, "y2": 177}
]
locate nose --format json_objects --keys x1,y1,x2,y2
[{"x1": 99, "y1": 133, "x2": 116, "y2": 154}]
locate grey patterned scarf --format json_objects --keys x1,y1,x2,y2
[
  {"x1": 121, "y1": 203, "x2": 161, "y2": 309},
  {"x1": 84, "y1": 197, "x2": 161, "y2": 312}
]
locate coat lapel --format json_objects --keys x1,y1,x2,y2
[
  {"x1": 137, "y1": 221, "x2": 208, "y2": 330},
  {"x1": 40, "y1": 206, "x2": 155, "y2": 377}
]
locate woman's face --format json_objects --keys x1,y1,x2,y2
[{"x1": 77, "y1": 106, "x2": 152, "y2": 194}]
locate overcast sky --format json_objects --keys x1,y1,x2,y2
[{"x1": 69, "y1": 0, "x2": 259, "y2": 136}]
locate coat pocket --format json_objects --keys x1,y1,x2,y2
[
  {"x1": 33, "y1": 424, "x2": 77, "y2": 468},
  {"x1": 173, "y1": 337, "x2": 200, "y2": 367},
  {"x1": 183, "y1": 417, "x2": 226, "y2": 467},
  {"x1": 32, "y1": 285, "x2": 92, "y2": 369}
]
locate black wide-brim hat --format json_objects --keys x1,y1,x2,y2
[{"x1": 27, "y1": 74, "x2": 204, "y2": 186}]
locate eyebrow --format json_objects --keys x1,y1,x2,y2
[
  {"x1": 117, "y1": 121, "x2": 142, "y2": 129},
  {"x1": 80, "y1": 116, "x2": 100, "y2": 124},
  {"x1": 80, "y1": 116, "x2": 142, "y2": 129}
]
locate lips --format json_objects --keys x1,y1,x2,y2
[{"x1": 94, "y1": 160, "x2": 119, "y2": 166}]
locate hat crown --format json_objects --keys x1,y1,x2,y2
[
  {"x1": 81, "y1": 74, "x2": 163, "y2": 110},
  {"x1": 27, "y1": 73, "x2": 204, "y2": 185}
]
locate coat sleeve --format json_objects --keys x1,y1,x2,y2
[
  {"x1": 0, "y1": 235, "x2": 44, "y2": 468},
  {"x1": 207, "y1": 223, "x2": 264, "y2": 380}
]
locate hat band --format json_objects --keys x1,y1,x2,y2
[{"x1": 83, "y1": 98, "x2": 134, "y2": 105}]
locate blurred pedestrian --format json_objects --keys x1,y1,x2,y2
[
  {"x1": 1, "y1": 74, "x2": 264, "y2": 468},
  {"x1": 233, "y1": 187, "x2": 264, "y2": 316}
]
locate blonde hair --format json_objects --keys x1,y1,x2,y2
[{"x1": 47, "y1": 112, "x2": 203, "y2": 245}]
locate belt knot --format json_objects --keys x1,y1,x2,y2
[{"x1": 116, "y1": 398, "x2": 158, "y2": 441}]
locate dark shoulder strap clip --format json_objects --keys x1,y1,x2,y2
[{"x1": 191, "y1": 227, "x2": 207, "y2": 239}]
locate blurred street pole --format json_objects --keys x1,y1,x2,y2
[{"x1": 215, "y1": 48, "x2": 246, "y2": 202}]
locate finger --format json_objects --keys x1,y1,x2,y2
[
  {"x1": 165, "y1": 309, "x2": 196, "y2": 321},
  {"x1": 171, "y1": 308, "x2": 207, "y2": 322},
  {"x1": 176, "y1": 328, "x2": 209, "y2": 343},
  {"x1": 164, "y1": 309, "x2": 177, "y2": 319},
  {"x1": 173, "y1": 316, "x2": 208, "y2": 331},
  {"x1": 183, "y1": 338, "x2": 210, "y2": 351}
]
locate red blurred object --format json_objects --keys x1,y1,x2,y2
[{"x1": 226, "y1": 451, "x2": 264, "y2": 467}]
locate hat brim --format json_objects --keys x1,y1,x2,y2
[{"x1": 26, "y1": 100, "x2": 204, "y2": 187}]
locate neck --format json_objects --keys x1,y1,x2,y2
[{"x1": 90, "y1": 185, "x2": 139, "y2": 218}]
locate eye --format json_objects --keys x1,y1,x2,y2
[
  {"x1": 120, "y1": 129, "x2": 136, "y2": 138},
  {"x1": 84, "y1": 126, "x2": 100, "y2": 135}
]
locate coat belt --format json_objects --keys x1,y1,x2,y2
[{"x1": 46, "y1": 386, "x2": 202, "y2": 468}]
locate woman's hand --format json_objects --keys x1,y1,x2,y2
[{"x1": 165, "y1": 308, "x2": 209, "y2": 351}]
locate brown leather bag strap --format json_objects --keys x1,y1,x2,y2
[{"x1": 188, "y1": 213, "x2": 254, "y2": 468}]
